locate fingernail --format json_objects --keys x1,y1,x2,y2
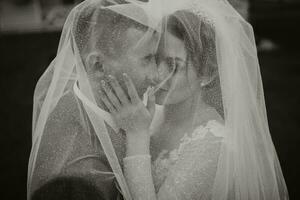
[
  {"x1": 123, "y1": 73, "x2": 129, "y2": 81},
  {"x1": 148, "y1": 86, "x2": 153, "y2": 93},
  {"x1": 108, "y1": 74, "x2": 114, "y2": 79},
  {"x1": 149, "y1": 86, "x2": 154, "y2": 93}
]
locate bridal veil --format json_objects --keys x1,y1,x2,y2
[{"x1": 28, "y1": 0, "x2": 289, "y2": 199}]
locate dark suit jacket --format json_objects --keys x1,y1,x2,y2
[{"x1": 30, "y1": 90, "x2": 126, "y2": 200}]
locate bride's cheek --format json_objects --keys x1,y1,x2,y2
[{"x1": 173, "y1": 75, "x2": 187, "y2": 90}]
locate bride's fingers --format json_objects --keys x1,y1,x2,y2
[
  {"x1": 108, "y1": 75, "x2": 129, "y2": 106},
  {"x1": 146, "y1": 87, "x2": 155, "y2": 117},
  {"x1": 123, "y1": 73, "x2": 140, "y2": 104},
  {"x1": 99, "y1": 89, "x2": 116, "y2": 114},
  {"x1": 101, "y1": 80, "x2": 121, "y2": 111}
]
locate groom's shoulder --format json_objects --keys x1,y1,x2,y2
[
  {"x1": 42, "y1": 89, "x2": 89, "y2": 137},
  {"x1": 50, "y1": 89, "x2": 83, "y2": 124},
  {"x1": 40, "y1": 89, "x2": 83, "y2": 135}
]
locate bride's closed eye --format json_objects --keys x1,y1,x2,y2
[
  {"x1": 163, "y1": 57, "x2": 186, "y2": 73},
  {"x1": 143, "y1": 54, "x2": 157, "y2": 65}
]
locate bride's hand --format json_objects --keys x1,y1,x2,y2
[{"x1": 99, "y1": 73, "x2": 155, "y2": 140}]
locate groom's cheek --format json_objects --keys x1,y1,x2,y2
[{"x1": 127, "y1": 75, "x2": 145, "y2": 98}]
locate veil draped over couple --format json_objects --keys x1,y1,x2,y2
[{"x1": 27, "y1": 0, "x2": 289, "y2": 199}]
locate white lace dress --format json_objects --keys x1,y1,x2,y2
[{"x1": 123, "y1": 120, "x2": 226, "y2": 200}]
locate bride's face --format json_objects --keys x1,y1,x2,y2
[{"x1": 155, "y1": 32, "x2": 200, "y2": 105}]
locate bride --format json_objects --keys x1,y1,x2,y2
[
  {"x1": 97, "y1": 1, "x2": 289, "y2": 199},
  {"x1": 28, "y1": 0, "x2": 289, "y2": 199}
]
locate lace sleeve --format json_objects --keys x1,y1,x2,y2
[{"x1": 123, "y1": 155, "x2": 156, "y2": 200}]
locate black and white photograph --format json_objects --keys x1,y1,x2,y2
[{"x1": 0, "y1": 0, "x2": 299, "y2": 199}]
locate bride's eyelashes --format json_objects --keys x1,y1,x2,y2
[
  {"x1": 143, "y1": 54, "x2": 157, "y2": 65},
  {"x1": 164, "y1": 57, "x2": 185, "y2": 74}
]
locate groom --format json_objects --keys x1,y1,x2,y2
[{"x1": 31, "y1": 1, "x2": 159, "y2": 200}]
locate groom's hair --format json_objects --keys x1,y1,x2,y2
[{"x1": 73, "y1": 0, "x2": 148, "y2": 61}]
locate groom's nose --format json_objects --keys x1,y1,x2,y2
[
  {"x1": 157, "y1": 61, "x2": 173, "y2": 82},
  {"x1": 146, "y1": 63, "x2": 160, "y2": 86}
]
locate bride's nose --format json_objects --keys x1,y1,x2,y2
[
  {"x1": 146, "y1": 63, "x2": 160, "y2": 86},
  {"x1": 147, "y1": 60, "x2": 174, "y2": 87}
]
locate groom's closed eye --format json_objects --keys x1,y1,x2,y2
[{"x1": 143, "y1": 54, "x2": 158, "y2": 64}]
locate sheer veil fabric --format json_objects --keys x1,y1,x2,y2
[{"x1": 28, "y1": 0, "x2": 289, "y2": 199}]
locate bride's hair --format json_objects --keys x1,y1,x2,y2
[
  {"x1": 165, "y1": 10, "x2": 224, "y2": 116},
  {"x1": 165, "y1": 10, "x2": 218, "y2": 82}
]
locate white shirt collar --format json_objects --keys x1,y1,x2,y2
[{"x1": 73, "y1": 81, "x2": 119, "y2": 132}]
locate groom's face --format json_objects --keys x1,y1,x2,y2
[{"x1": 103, "y1": 27, "x2": 160, "y2": 98}]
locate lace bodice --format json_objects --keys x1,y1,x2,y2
[{"x1": 123, "y1": 120, "x2": 226, "y2": 200}]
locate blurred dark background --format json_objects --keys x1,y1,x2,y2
[{"x1": 0, "y1": 0, "x2": 299, "y2": 199}]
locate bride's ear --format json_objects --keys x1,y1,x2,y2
[
  {"x1": 200, "y1": 61, "x2": 218, "y2": 87},
  {"x1": 85, "y1": 51, "x2": 104, "y2": 76},
  {"x1": 200, "y1": 73, "x2": 217, "y2": 87}
]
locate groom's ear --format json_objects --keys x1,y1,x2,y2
[{"x1": 85, "y1": 52, "x2": 105, "y2": 77}]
